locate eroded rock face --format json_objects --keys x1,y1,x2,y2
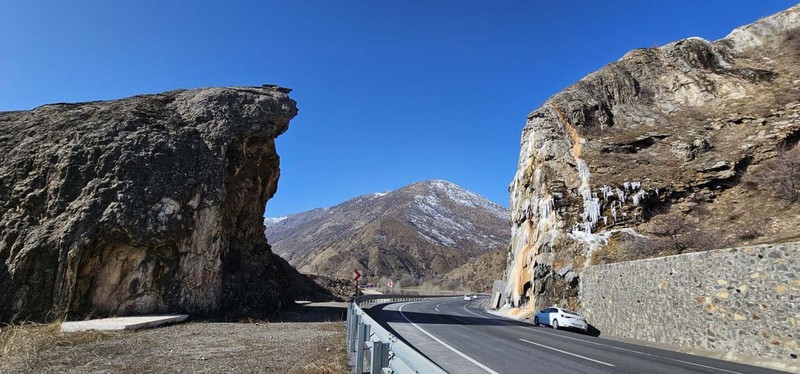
[
  {"x1": 506, "y1": 6, "x2": 800, "y2": 311},
  {"x1": 0, "y1": 85, "x2": 311, "y2": 321}
]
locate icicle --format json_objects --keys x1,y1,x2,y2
[
  {"x1": 624, "y1": 182, "x2": 631, "y2": 190},
  {"x1": 539, "y1": 195, "x2": 554, "y2": 220},
  {"x1": 632, "y1": 190, "x2": 646, "y2": 206}
]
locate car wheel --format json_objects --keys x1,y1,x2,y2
[
  {"x1": 552, "y1": 319, "x2": 559, "y2": 330},
  {"x1": 533, "y1": 316, "x2": 539, "y2": 326}
]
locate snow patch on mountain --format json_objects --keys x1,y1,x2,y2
[
  {"x1": 264, "y1": 216, "x2": 287, "y2": 226},
  {"x1": 427, "y1": 180, "x2": 507, "y2": 219}
]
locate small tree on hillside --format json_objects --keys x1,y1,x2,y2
[{"x1": 744, "y1": 146, "x2": 800, "y2": 204}]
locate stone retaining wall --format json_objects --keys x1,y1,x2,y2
[{"x1": 581, "y1": 242, "x2": 799, "y2": 362}]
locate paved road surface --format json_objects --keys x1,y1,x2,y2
[{"x1": 364, "y1": 297, "x2": 784, "y2": 374}]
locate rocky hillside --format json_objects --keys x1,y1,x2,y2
[
  {"x1": 436, "y1": 248, "x2": 506, "y2": 293},
  {"x1": 505, "y1": 5, "x2": 800, "y2": 311},
  {"x1": 266, "y1": 180, "x2": 509, "y2": 286},
  {"x1": 0, "y1": 85, "x2": 330, "y2": 322}
]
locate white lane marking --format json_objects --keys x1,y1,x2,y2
[
  {"x1": 519, "y1": 338, "x2": 615, "y2": 367},
  {"x1": 398, "y1": 302, "x2": 500, "y2": 374},
  {"x1": 524, "y1": 328, "x2": 744, "y2": 374},
  {"x1": 463, "y1": 304, "x2": 491, "y2": 319},
  {"x1": 463, "y1": 306, "x2": 743, "y2": 374}
]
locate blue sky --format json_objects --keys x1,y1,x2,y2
[{"x1": 2, "y1": 1, "x2": 797, "y2": 216}]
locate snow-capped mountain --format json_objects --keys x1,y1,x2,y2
[{"x1": 264, "y1": 180, "x2": 509, "y2": 285}]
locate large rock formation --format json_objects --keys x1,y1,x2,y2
[
  {"x1": 0, "y1": 85, "x2": 324, "y2": 321},
  {"x1": 266, "y1": 180, "x2": 509, "y2": 289},
  {"x1": 506, "y1": 6, "x2": 800, "y2": 311}
]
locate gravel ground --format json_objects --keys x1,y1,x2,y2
[{"x1": 1, "y1": 303, "x2": 349, "y2": 374}]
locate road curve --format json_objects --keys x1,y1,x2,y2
[{"x1": 364, "y1": 297, "x2": 783, "y2": 374}]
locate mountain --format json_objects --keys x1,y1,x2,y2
[
  {"x1": 504, "y1": 5, "x2": 800, "y2": 311},
  {"x1": 265, "y1": 180, "x2": 509, "y2": 286}
]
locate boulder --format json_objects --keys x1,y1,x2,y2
[{"x1": 0, "y1": 85, "x2": 324, "y2": 321}]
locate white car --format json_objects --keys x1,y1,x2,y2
[
  {"x1": 463, "y1": 294, "x2": 471, "y2": 301},
  {"x1": 532, "y1": 307, "x2": 588, "y2": 333}
]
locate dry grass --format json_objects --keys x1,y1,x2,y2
[
  {"x1": 291, "y1": 323, "x2": 349, "y2": 374},
  {"x1": 1, "y1": 313, "x2": 350, "y2": 373},
  {"x1": 0, "y1": 321, "x2": 114, "y2": 369}
]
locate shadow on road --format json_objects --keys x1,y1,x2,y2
[{"x1": 365, "y1": 302, "x2": 601, "y2": 340}]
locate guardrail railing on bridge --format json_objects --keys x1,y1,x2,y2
[{"x1": 346, "y1": 294, "x2": 457, "y2": 374}]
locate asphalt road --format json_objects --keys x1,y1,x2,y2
[{"x1": 364, "y1": 297, "x2": 784, "y2": 374}]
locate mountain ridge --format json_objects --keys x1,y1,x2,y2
[{"x1": 265, "y1": 179, "x2": 509, "y2": 287}]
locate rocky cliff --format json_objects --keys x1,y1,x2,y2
[
  {"x1": 0, "y1": 85, "x2": 326, "y2": 321},
  {"x1": 266, "y1": 180, "x2": 509, "y2": 288},
  {"x1": 506, "y1": 5, "x2": 800, "y2": 312}
]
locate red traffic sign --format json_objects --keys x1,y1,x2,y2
[
  {"x1": 352, "y1": 269, "x2": 362, "y2": 281},
  {"x1": 387, "y1": 281, "x2": 394, "y2": 288}
]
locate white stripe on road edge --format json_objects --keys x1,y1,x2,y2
[
  {"x1": 398, "y1": 303, "x2": 499, "y2": 374},
  {"x1": 461, "y1": 305, "x2": 744, "y2": 374},
  {"x1": 519, "y1": 338, "x2": 615, "y2": 367}
]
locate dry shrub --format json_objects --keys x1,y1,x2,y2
[
  {"x1": 743, "y1": 146, "x2": 800, "y2": 204},
  {"x1": 737, "y1": 228, "x2": 761, "y2": 240},
  {"x1": 645, "y1": 214, "x2": 725, "y2": 252},
  {"x1": 617, "y1": 235, "x2": 671, "y2": 261},
  {"x1": 418, "y1": 282, "x2": 443, "y2": 295},
  {"x1": 784, "y1": 27, "x2": 800, "y2": 55}
]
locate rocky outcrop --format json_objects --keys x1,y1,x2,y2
[
  {"x1": 0, "y1": 85, "x2": 325, "y2": 321},
  {"x1": 505, "y1": 5, "x2": 800, "y2": 311},
  {"x1": 266, "y1": 180, "x2": 509, "y2": 285}
]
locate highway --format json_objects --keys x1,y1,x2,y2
[{"x1": 364, "y1": 297, "x2": 783, "y2": 374}]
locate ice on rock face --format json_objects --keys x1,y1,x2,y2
[
  {"x1": 577, "y1": 160, "x2": 591, "y2": 181},
  {"x1": 581, "y1": 197, "x2": 602, "y2": 229},
  {"x1": 601, "y1": 186, "x2": 614, "y2": 201},
  {"x1": 631, "y1": 190, "x2": 646, "y2": 206},
  {"x1": 538, "y1": 195, "x2": 554, "y2": 220}
]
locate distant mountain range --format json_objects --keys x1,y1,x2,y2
[{"x1": 265, "y1": 180, "x2": 509, "y2": 290}]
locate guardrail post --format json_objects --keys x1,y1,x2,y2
[
  {"x1": 349, "y1": 311, "x2": 360, "y2": 353},
  {"x1": 355, "y1": 323, "x2": 369, "y2": 374},
  {"x1": 346, "y1": 302, "x2": 353, "y2": 343},
  {"x1": 370, "y1": 341, "x2": 389, "y2": 374}
]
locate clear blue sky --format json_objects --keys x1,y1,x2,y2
[{"x1": 2, "y1": 1, "x2": 797, "y2": 216}]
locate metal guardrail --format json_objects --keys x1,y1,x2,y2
[{"x1": 346, "y1": 294, "x2": 457, "y2": 374}]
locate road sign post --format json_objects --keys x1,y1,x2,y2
[{"x1": 352, "y1": 269, "x2": 362, "y2": 298}]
